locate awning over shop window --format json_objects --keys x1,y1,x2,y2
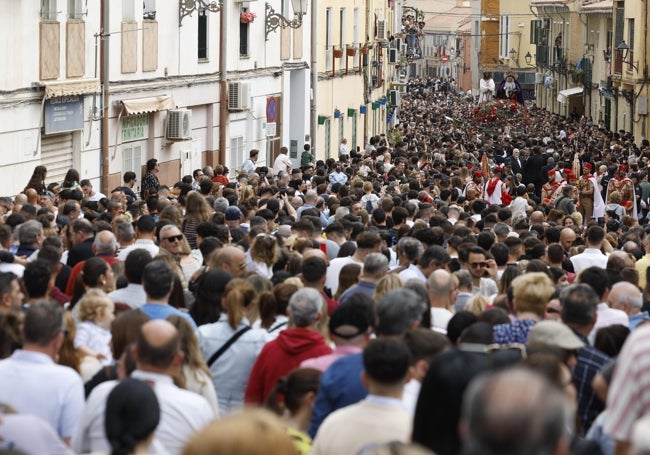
[
  {"x1": 557, "y1": 87, "x2": 583, "y2": 104},
  {"x1": 44, "y1": 79, "x2": 101, "y2": 99},
  {"x1": 121, "y1": 95, "x2": 175, "y2": 116}
]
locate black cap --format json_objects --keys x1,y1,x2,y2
[{"x1": 329, "y1": 303, "x2": 370, "y2": 339}]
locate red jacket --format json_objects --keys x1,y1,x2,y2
[{"x1": 245, "y1": 328, "x2": 332, "y2": 405}]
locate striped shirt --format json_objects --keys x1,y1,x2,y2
[{"x1": 605, "y1": 324, "x2": 650, "y2": 442}]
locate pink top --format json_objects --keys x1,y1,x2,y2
[{"x1": 300, "y1": 345, "x2": 363, "y2": 372}]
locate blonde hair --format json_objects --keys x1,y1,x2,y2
[
  {"x1": 465, "y1": 294, "x2": 489, "y2": 315},
  {"x1": 609, "y1": 190, "x2": 622, "y2": 204},
  {"x1": 77, "y1": 289, "x2": 113, "y2": 322},
  {"x1": 223, "y1": 278, "x2": 257, "y2": 329},
  {"x1": 182, "y1": 409, "x2": 298, "y2": 455},
  {"x1": 374, "y1": 274, "x2": 404, "y2": 302},
  {"x1": 166, "y1": 315, "x2": 211, "y2": 386},
  {"x1": 511, "y1": 272, "x2": 555, "y2": 316}
]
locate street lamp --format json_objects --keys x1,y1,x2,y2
[
  {"x1": 509, "y1": 48, "x2": 517, "y2": 60},
  {"x1": 525, "y1": 51, "x2": 533, "y2": 65},
  {"x1": 265, "y1": 0, "x2": 308, "y2": 40},
  {"x1": 617, "y1": 40, "x2": 639, "y2": 70}
]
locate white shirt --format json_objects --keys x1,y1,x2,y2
[
  {"x1": 509, "y1": 196, "x2": 529, "y2": 219},
  {"x1": 0, "y1": 413, "x2": 73, "y2": 455},
  {"x1": 339, "y1": 142, "x2": 349, "y2": 156},
  {"x1": 86, "y1": 192, "x2": 106, "y2": 202},
  {"x1": 74, "y1": 321, "x2": 113, "y2": 366},
  {"x1": 402, "y1": 379, "x2": 421, "y2": 416},
  {"x1": 430, "y1": 307, "x2": 454, "y2": 333},
  {"x1": 588, "y1": 302, "x2": 631, "y2": 344},
  {"x1": 398, "y1": 264, "x2": 427, "y2": 283},
  {"x1": 0, "y1": 350, "x2": 84, "y2": 439},
  {"x1": 272, "y1": 153, "x2": 292, "y2": 176},
  {"x1": 0, "y1": 262, "x2": 24, "y2": 278},
  {"x1": 570, "y1": 248, "x2": 609, "y2": 275},
  {"x1": 107, "y1": 283, "x2": 147, "y2": 308},
  {"x1": 312, "y1": 396, "x2": 411, "y2": 455},
  {"x1": 116, "y1": 239, "x2": 159, "y2": 261},
  {"x1": 326, "y1": 256, "x2": 363, "y2": 296},
  {"x1": 72, "y1": 370, "x2": 215, "y2": 455}
]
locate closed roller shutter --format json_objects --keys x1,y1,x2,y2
[{"x1": 41, "y1": 133, "x2": 73, "y2": 186}]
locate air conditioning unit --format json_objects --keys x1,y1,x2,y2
[
  {"x1": 376, "y1": 20, "x2": 387, "y2": 41},
  {"x1": 398, "y1": 84, "x2": 407, "y2": 94},
  {"x1": 535, "y1": 72, "x2": 544, "y2": 84},
  {"x1": 388, "y1": 48, "x2": 398, "y2": 64},
  {"x1": 166, "y1": 109, "x2": 192, "y2": 140},
  {"x1": 228, "y1": 81, "x2": 250, "y2": 111},
  {"x1": 389, "y1": 89, "x2": 400, "y2": 107}
]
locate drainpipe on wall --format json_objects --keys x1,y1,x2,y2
[
  {"x1": 310, "y1": 0, "x2": 318, "y2": 157},
  {"x1": 101, "y1": 0, "x2": 110, "y2": 193},
  {"x1": 219, "y1": 0, "x2": 228, "y2": 167}
]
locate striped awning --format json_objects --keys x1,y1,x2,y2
[
  {"x1": 558, "y1": 87, "x2": 583, "y2": 103},
  {"x1": 44, "y1": 79, "x2": 101, "y2": 99},
  {"x1": 121, "y1": 95, "x2": 175, "y2": 116}
]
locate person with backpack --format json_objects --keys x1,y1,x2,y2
[{"x1": 360, "y1": 182, "x2": 379, "y2": 213}]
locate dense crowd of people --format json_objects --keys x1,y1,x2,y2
[{"x1": 1, "y1": 80, "x2": 650, "y2": 454}]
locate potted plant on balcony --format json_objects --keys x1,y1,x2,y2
[
  {"x1": 240, "y1": 11, "x2": 256, "y2": 23},
  {"x1": 360, "y1": 42, "x2": 371, "y2": 54},
  {"x1": 333, "y1": 47, "x2": 343, "y2": 58},
  {"x1": 346, "y1": 45, "x2": 356, "y2": 57}
]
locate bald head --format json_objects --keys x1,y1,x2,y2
[
  {"x1": 427, "y1": 269, "x2": 454, "y2": 295},
  {"x1": 211, "y1": 246, "x2": 246, "y2": 278},
  {"x1": 609, "y1": 281, "x2": 643, "y2": 315},
  {"x1": 135, "y1": 319, "x2": 181, "y2": 371},
  {"x1": 303, "y1": 248, "x2": 328, "y2": 263},
  {"x1": 560, "y1": 228, "x2": 577, "y2": 251},
  {"x1": 462, "y1": 367, "x2": 572, "y2": 455},
  {"x1": 24, "y1": 188, "x2": 38, "y2": 204},
  {"x1": 529, "y1": 211, "x2": 545, "y2": 225},
  {"x1": 304, "y1": 190, "x2": 318, "y2": 205}
]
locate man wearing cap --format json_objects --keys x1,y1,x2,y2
[
  {"x1": 607, "y1": 164, "x2": 636, "y2": 217},
  {"x1": 578, "y1": 162, "x2": 605, "y2": 224},
  {"x1": 542, "y1": 168, "x2": 561, "y2": 205},
  {"x1": 300, "y1": 301, "x2": 370, "y2": 372},
  {"x1": 559, "y1": 284, "x2": 611, "y2": 434},
  {"x1": 225, "y1": 206, "x2": 244, "y2": 230},
  {"x1": 483, "y1": 167, "x2": 503, "y2": 206}
]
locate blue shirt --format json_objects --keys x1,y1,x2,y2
[
  {"x1": 308, "y1": 353, "x2": 367, "y2": 438},
  {"x1": 140, "y1": 303, "x2": 197, "y2": 330},
  {"x1": 493, "y1": 319, "x2": 537, "y2": 345},
  {"x1": 339, "y1": 281, "x2": 376, "y2": 304},
  {"x1": 630, "y1": 311, "x2": 650, "y2": 330}
]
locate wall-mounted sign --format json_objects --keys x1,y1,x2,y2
[
  {"x1": 44, "y1": 95, "x2": 84, "y2": 134},
  {"x1": 122, "y1": 114, "x2": 149, "y2": 142}
]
